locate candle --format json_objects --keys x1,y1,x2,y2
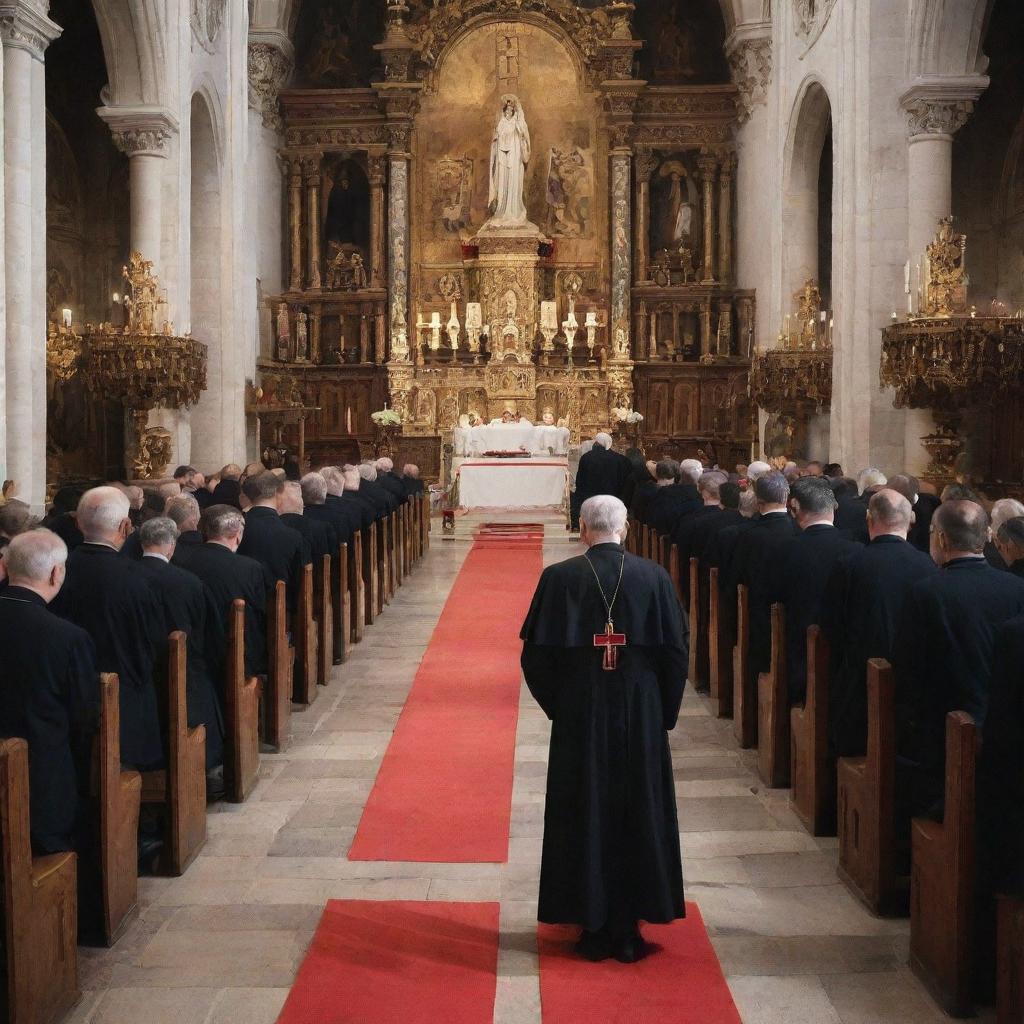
[
  {"x1": 585, "y1": 311, "x2": 598, "y2": 327},
  {"x1": 62, "y1": 307, "x2": 72, "y2": 328},
  {"x1": 430, "y1": 311, "x2": 441, "y2": 327},
  {"x1": 346, "y1": 406, "x2": 352, "y2": 434},
  {"x1": 819, "y1": 310, "x2": 826, "y2": 323}
]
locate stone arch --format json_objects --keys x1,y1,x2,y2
[
  {"x1": 90, "y1": 0, "x2": 169, "y2": 105},
  {"x1": 907, "y1": 0, "x2": 994, "y2": 78}
]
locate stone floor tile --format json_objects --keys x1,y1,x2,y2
[
  {"x1": 206, "y1": 988, "x2": 290, "y2": 1024},
  {"x1": 728, "y1": 975, "x2": 844, "y2": 1023},
  {"x1": 820, "y1": 969, "x2": 956, "y2": 1023},
  {"x1": 90, "y1": 988, "x2": 220, "y2": 1024},
  {"x1": 713, "y1": 935, "x2": 902, "y2": 977}
]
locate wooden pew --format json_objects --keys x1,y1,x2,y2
[
  {"x1": 225, "y1": 600, "x2": 260, "y2": 803},
  {"x1": 264, "y1": 580, "x2": 292, "y2": 753},
  {"x1": 141, "y1": 632, "x2": 207, "y2": 875},
  {"x1": 335, "y1": 541, "x2": 351, "y2": 662},
  {"x1": 910, "y1": 711, "x2": 977, "y2": 1018},
  {"x1": 0, "y1": 738, "x2": 79, "y2": 1024},
  {"x1": 350, "y1": 531, "x2": 365, "y2": 643},
  {"x1": 790, "y1": 626, "x2": 836, "y2": 836},
  {"x1": 314, "y1": 553, "x2": 333, "y2": 684},
  {"x1": 419, "y1": 492, "x2": 430, "y2": 555},
  {"x1": 292, "y1": 563, "x2": 319, "y2": 707},
  {"x1": 669, "y1": 544, "x2": 683, "y2": 606},
  {"x1": 98, "y1": 674, "x2": 141, "y2": 945},
  {"x1": 381, "y1": 513, "x2": 394, "y2": 605},
  {"x1": 757, "y1": 603, "x2": 790, "y2": 788},
  {"x1": 998, "y1": 896, "x2": 1023, "y2": 1024},
  {"x1": 837, "y1": 658, "x2": 906, "y2": 915},
  {"x1": 363, "y1": 521, "x2": 379, "y2": 625},
  {"x1": 708, "y1": 567, "x2": 734, "y2": 719},
  {"x1": 688, "y1": 557, "x2": 710, "y2": 691},
  {"x1": 395, "y1": 507, "x2": 405, "y2": 588},
  {"x1": 732, "y1": 584, "x2": 756, "y2": 748}
]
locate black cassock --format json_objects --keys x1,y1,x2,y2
[
  {"x1": 646, "y1": 483, "x2": 701, "y2": 538},
  {"x1": 0, "y1": 588, "x2": 99, "y2": 853},
  {"x1": 52, "y1": 543, "x2": 165, "y2": 769},
  {"x1": 136, "y1": 556, "x2": 225, "y2": 770},
  {"x1": 238, "y1": 506, "x2": 309, "y2": 614},
  {"x1": 892, "y1": 556, "x2": 1024, "y2": 816},
  {"x1": 520, "y1": 543, "x2": 688, "y2": 931}
]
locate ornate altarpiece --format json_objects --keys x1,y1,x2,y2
[{"x1": 258, "y1": 0, "x2": 755, "y2": 478}]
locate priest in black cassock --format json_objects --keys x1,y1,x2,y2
[
  {"x1": 571, "y1": 433, "x2": 632, "y2": 530},
  {"x1": 521, "y1": 494, "x2": 688, "y2": 964}
]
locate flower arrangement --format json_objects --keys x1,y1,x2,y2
[
  {"x1": 612, "y1": 406, "x2": 644, "y2": 425},
  {"x1": 371, "y1": 409, "x2": 402, "y2": 426}
]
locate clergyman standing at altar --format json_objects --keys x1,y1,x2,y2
[{"x1": 520, "y1": 495, "x2": 688, "y2": 963}]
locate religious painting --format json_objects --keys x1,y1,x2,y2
[
  {"x1": 430, "y1": 157, "x2": 474, "y2": 235},
  {"x1": 293, "y1": 0, "x2": 385, "y2": 88},
  {"x1": 635, "y1": 0, "x2": 729, "y2": 85},
  {"x1": 324, "y1": 158, "x2": 370, "y2": 260},
  {"x1": 650, "y1": 155, "x2": 703, "y2": 269},
  {"x1": 544, "y1": 144, "x2": 593, "y2": 238}
]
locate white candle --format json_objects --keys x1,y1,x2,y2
[
  {"x1": 62, "y1": 307, "x2": 72, "y2": 328},
  {"x1": 346, "y1": 406, "x2": 352, "y2": 434},
  {"x1": 430, "y1": 311, "x2": 441, "y2": 327}
]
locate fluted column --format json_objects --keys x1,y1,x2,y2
[
  {"x1": 2, "y1": 2, "x2": 61, "y2": 509},
  {"x1": 287, "y1": 157, "x2": 303, "y2": 291},
  {"x1": 698, "y1": 153, "x2": 717, "y2": 285},
  {"x1": 899, "y1": 77, "x2": 987, "y2": 473},
  {"x1": 303, "y1": 155, "x2": 322, "y2": 290},
  {"x1": 634, "y1": 152, "x2": 658, "y2": 285},
  {"x1": 368, "y1": 154, "x2": 386, "y2": 289},
  {"x1": 717, "y1": 152, "x2": 734, "y2": 283}
]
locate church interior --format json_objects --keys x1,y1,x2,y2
[{"x1": 1, "y1": 0, "x2": 1024, "y2": 1022}]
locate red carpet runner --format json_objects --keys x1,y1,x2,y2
[
  {"x1": 276, "y1": 901, "x2": 499, "y2": 1024},
  {"x1": 538, "y1": 904, "x2": 742, "y2": 1023},
  {"x1": 349, "y1": 528, "x2": 542, "y2": 862}
]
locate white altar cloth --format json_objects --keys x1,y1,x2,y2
[
  {"x1": 456, "y1": 456, "x2": 568, "y2": 509},
  {"x1": 453, "y1": 421, "x2": 570, "y2": 456}
]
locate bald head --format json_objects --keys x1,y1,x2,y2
[
  {"x1": 867, "y1": 488, "x2": 913, "y2": 539},
  {"x1": 3, "y1": 528, "x2": 68, "y2": 601},
  {"x1": 931, "y1": 499, "x2": 989, "y2": 565},
  {"x1": 887, "y1": 474, "x2": 920, "y2": 505},
  {"x1": 280, "y1": 481, "x2": 304, "y2": 515},
  {"x1": 77, "y1": 486, "x2": 132, "y2": 548}
]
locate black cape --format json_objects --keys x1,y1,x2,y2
[
  {"x1": 819, "y1": 535, "x2": 937, "y2": 757},
  {"x1": 892, "y1": 557, "x2": 1024, "y2": 816},
  {"x1": 52, "y1": 543, "x2": 165, "y2": 769},
  {"x1": 0, "y1": 588, "x2": 99, "y2": 853},
  {"x1": 520, "y1": 544, "x2": 688, "y2": 930}
]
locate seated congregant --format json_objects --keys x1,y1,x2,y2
[
  {"x1": 302, "y1": 471, "x2": 353, "y2": 547},
  {"x1": 887, "y1": 473, "x2": 941, "y2": 554},
  {"x1": 995, "y1": 515, "x2": 1024, "y2": 578},
  {"x1": 986, "y1": 499, "x2": 1024, "y2": 569},
  {"x1": 279, "y1": 480, "x2": 334, "y2": 563},
  {"x1": 375, "y1": 457, "x2": 409, "y2": 505},
  {"x1": 402, "y1": 463, "x2": 424, "y2": 496},
  {"x1": 0, "y1": 498, "x2": 37, "y2": 552},
  {"x1": 211, "y1": 463, "x2": 243, "y2": 508},
  {"x1": 672, "y1": 471, "x2": 728, "y2": 569},
  {"x1": 165, "y1": 493, "x2": 204, "y2": 564},
  {"x1": 892, "y1": 499, "x2": 1024, "y2": 817},
  {"x1": 646, "y1": 459, "x2": 702, "y2": 537},
  {"x1": 819, "y1": 489, "x2": 936, "y2": 758},
  {"x1": 357, "y1": 461, "x2": 396, "y2": 518}
]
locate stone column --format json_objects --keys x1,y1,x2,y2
[
  {"x1": 287, "y1": 157, "x2": 303, "y2": 291},
  {"x1": 303, "y1": 155, "x2": 322, "y2": 290},
  {"x1": 368, "y1": 154, "x2": 386, "y2": 289},
  {"x1": 698, "y1": 153, "x2": 718, "y2": 285},
  {"x1": 610, "y1": 151, "x2": 632, "y2": 356},
  {"x1": 899, "y1": 77, "x2": 987, "y2": 474},
  {"x1": 717, "y1": 152, "x2": 734, "y2": 283},
  {"x1": 2, "y1": 2, "x2": 60, "y2": 510},
  {"x1": 634, "y1": 152, "x2": 658, "y2": 285}
]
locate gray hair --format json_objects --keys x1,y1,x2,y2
[
  {"x1": 77, "y1": 486, "x2": 131, "y2": 538},
  {"x1": 4, "y1": 528, "x2": 67, "y2": 582},
  {"x1": 164, "y1": 494, "x2": 200, "y2": 531},
  {"x1": 140, "y1": 516, "x2": 180, "y2": 550},
  {"x1": 280, "y1": 481, "x2": 304, "y2": 514},
  {"x1": 991, "y1": 498, "x2": 1024, "y2": 532},
  {"x1": 869, "y1": 489, "x2": 913, "y2": 531},
  {"x1": 739, "y1": 489, "x2": 758, "y2": 518},
  {"x1": 376, "y1": 457, "x2": 394, "y2": 473},
  {"x1": 755, "y1": 472, "x2": 790, "y2": 506},
  {"x1": 320, "y1": 466, "x2": 345, "y2": 496},
  {"x1": 0, "y1": 499, "x2": 37, "y2": 538},
  {"x1": 301, "y1": 472, "x2": 328, "y2": 505},
  {"x1": 747, "y1": 460, "x2": 772, "y2": 481},
  {"x1": 403, "y1": 464, "x2": 420, "y2": 478},
  {"x1": 680, "y1": 458, "x2": 703, "y2": 485},
  {"x1": 698, "y1": 471, "x2": 727, "y2": 499},
  {"x1": 857, "y1": 467, "x2": 887, "y2": 495},
  {"x1": 202, "y1": 504, "x2": 245, "y2": 541},
  {"x1": 655, "y1": 459, "x2": 679, "y2": 482},
  {"x1": 790, "y1": 476, "x2": 838, "y2": 516},
  {"x1": 358, "y1": 462, "x2": 378, "y2": 482},
  {"x1": 996, "y1": 516, "x2": 1024, "y2": 550},
  {"x1": 594, "y1": 432, "x2": 613, "y2": 450},
  {"x1": 580, "y1": 495, "x2": 627, "y2": 537}
]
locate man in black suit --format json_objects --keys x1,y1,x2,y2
[
  {"x1": 888, "y1": 474, "x2": 941, "y2": 555},
  {"x1": 672, "y1": 471, "x2": 727, "y2": 568},
  {"x1": 120, "y1": 488, "x2": 166, "y2": 560},
  {"x1": 0, "y1": 529, "x2": 99, "y2": 854},
  {"x1": 302, "y1": 471, "x2": 353, "y2": 547},
  {"x1": 166, "y1": 493, "x2": 203, "y2": 558},
  {"x1": 137, "y1": 518, "x2": 225, "y2": 784},
  {"x1": 995, "y1": 516, "x2": 1024, "y2": 578},
  {"x1": 402, "y1": 463, "x2": 425, "y2": 496},
  {"x1": 647, "y1": 459, "x2": 702, "y2": 537},
  {"x1": 357, "y1": 461, "x2": 397, "y2": 517},
  {"x1": 280, "y1": 481, "x2": 335, "y2": 563},
  {"x1": 689, "y1": 480, "x2": 744, "y2": 565},
  {"x1": 375, "y1": 457, "x2": 409, "y2": 506},
  {"x1": 819, "y1": 489, "x2": 937, "y2": 758},
  {"x1": 211, "y1": 463, "x2": 243, "y2": 508},
  {"x1": 238, "y1": 472, "x2": 309, "y2": 614},
  {"x1": 892, "y1": 499, "x2": 1024, "y2": 817},
  {"x1": 183, "y1": 504, "x2": 268, "y2": 680},
  {"x1": 51, "y1": 486, "x2": 165, "y2": 770},
  {"x1": 729, "y1": 473, "x2": 797, "y2": 683},
  {"x1": 572, "y1": 433, "x2": 632, "y2": 530},
  {"x1": 767, "y1": 476, "x2": 859, "y2": 703}
]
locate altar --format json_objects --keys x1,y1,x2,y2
[
  {"x1": 455, "y1": 455, "x2": 568, "y2": 510},
  {"x1": 453, "y1": 420, "x2": 570, "y2": 456}
]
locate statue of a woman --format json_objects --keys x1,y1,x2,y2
[{"x1": 485, "y1": 95, "x2": 531, "y2": 229}]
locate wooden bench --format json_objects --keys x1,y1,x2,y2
[
  {"x1": 379, "y1": 515, "x2": 391, "y2": 608},
  {"x1": 292, "y1": 563, "x2": 319, "y2": 707},
  {"x1": 394, "y1": 507, "x2": 405, "y2": 589},
  {"x1": 669, "y1": 544, "x2": 683, "y2": 606},
  {"x1": 141, "y1": 632, "x2": 207, "y2": 875},
  {"x1": 998, "y1": 896, "x2": 1023, "y2": 1024},
  {"x1": 314, "y1": 552, "x2": 333, "y2": 683},
  {"x1": 837, "y1": 658, "x2": 906, "y2": 915},
  {"x1": 98, "y1": 674, "x2": 141, "y2": 945},
  {"x1": 419, "y1": 493, "x2": 430, "y2": 556},
  {"x1": 350, "y1": 531, "x2": 365, "y2": 643},
  {"x1": 708, "y1": 567, "x2": 734, "y2": 719},
  {"x1": 0, "y1": 738, "x2": 79, "y2": 1024},
  {"x1": 732, "y1": 584, "x2": 756, "y2": 748},
  {"x1": 757, "y1": 603, "x2": 790, "y2": 788},
  {"x1": 334, "y1": 541, "x2": 351, "y2": 662},
  {"x1": 364, "y1": 521, "x2": 379, "y2": 624},
  {"x1": 225, "y1": 600, "x2": 260, "y2": 803},
  {"x1": 790, "y1": 626, "x2": 836, "y2": 836},
  {"x1": 264, "y1": 580, "x2": 292, "y2": 753},
  {"x1": 910, "y1": 710, "x2": 977, "y2": 1017},
  {"x1": 688, "y1": 557, "x2": 710, "y2": 691}
]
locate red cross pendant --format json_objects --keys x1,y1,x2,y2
[{"x1": 593, "y1": 620, "x2": 627, "y2": 671}]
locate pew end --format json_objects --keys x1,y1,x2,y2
[
  {"x1": 292, "y1": 563, "x2": 319, "y2": 708},
  {"x1": 790, "y1": 626, "x2": 836, "y2": 836},
  {"x1": 264, "y1": 580, "x2": 293, "y2": 753},
  {"x1": 732, "y1": 584, "x2": 756, "y2": 748},
  {"x1": 315, "y1": 552, "x2": 334, "y2": 681},
  {"x1": 708, "y1": 567, "x2": 734, "y2": 719},
  {"x1": 757, "y1": 602, "x2": 790, "y2": 788},
  {"x1": 998, "y1": 896, "x2": 1023, "y2": 1024},
  {"x1": 226, "y1": 601, "x2": 260, "y2": 803}
]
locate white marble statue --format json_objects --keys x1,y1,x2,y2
[{"x1": 485, "y1": 95, "x2": 531, "y2": 228}]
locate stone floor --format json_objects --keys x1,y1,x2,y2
[{"x1": 69, "y1": 512, "x2": 992, "y2": 1024}]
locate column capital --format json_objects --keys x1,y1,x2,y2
[
  {"x1": 97, "y1": 105, "x2": 180, "y2": 158},
  {"x1": 697, "y1": 152, "x2": 719, "y2": 180},
  {"x1": 0, "y1": 0, "x2": 60, "y2": 60},
  {"x1": 248, "y1": 37, "x2": 294, "y2": 133},
  {"x1": 725, "y1": 23, "x2": 772, "y2": 125},
  {"x1": 900, "y1": 75, "x2": 989, "y2": 140}
]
